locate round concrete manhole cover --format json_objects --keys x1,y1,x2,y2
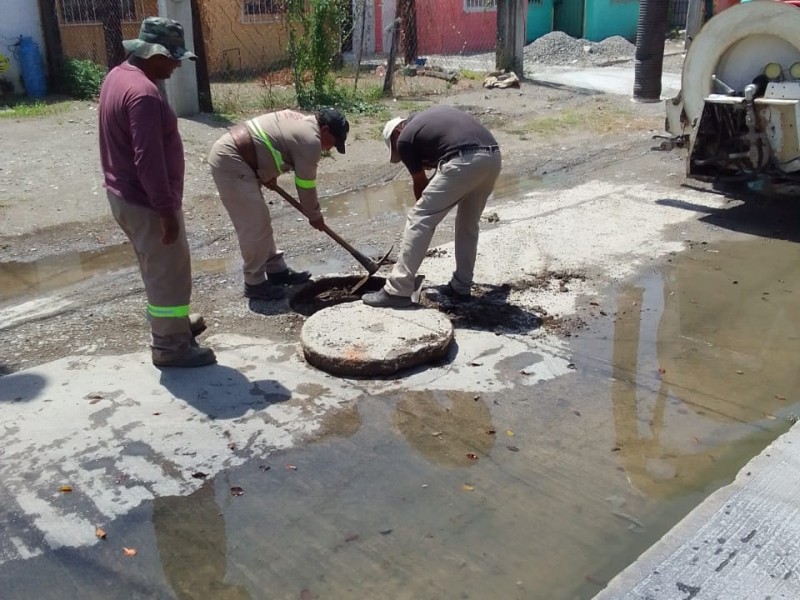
[{"x1": 301, "y1": 301, "x2": 454, "y2": 377}]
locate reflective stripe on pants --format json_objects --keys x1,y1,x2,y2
[{"x1": 107, "y1": 191, "x2": 194, "y2": 360}]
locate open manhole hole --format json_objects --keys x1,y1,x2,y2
[
  {"x1": 289, "y1": 275, "x2": 386, "y2": 316},
  {"x1": 294, "y1": 275, "x2": 454, "y2": 377}
]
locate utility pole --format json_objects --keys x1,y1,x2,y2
[
  {"x1": 383, "y1": 18, "x2": 400, "y2": 94},
  {"x1": 399, "y1": 0, "x2": 418, "y2": 65},
  {"x1": 496, "y1": 0, "x2": 525, "y2": 76},
  {"x1": 37, "y1": 0, "x2": 64, "y2": 91},
  {"x1": 101, "y1": 0, "x2": 125, "y2": 69},
  {"x1": 191, "y1": 0, "x2": 213, "y2": 112}
]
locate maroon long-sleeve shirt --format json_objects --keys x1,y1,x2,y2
[{"x1": 98, "y1": 62, "x2": 184, "y2": 215}]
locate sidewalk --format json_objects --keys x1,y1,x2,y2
[{"x1": 594, "y1": 422, "x2": 800, "y2": 600}]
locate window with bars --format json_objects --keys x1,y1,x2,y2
[
  {"x1": 242, "y1": 0, "x2": 285, "y2": 23},
  {"x1": 464, "y1": 0, "x2": 497, "y2": 12},
  {"x1": 59, "y1": 0, "x2": 141, "y2": 25}
]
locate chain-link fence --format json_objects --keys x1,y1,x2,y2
[
  {"x1": 53, "y1": 0, "x2": 502, "y2": 112},
  {"x1": 57, "y1": 0, "x2": 154, "y2": 68},
  {"x1": 352, "y1": 0, "x2": 499, "y2": 93},
  {"x1": 200, "y1": 0, "x2": 501, "y2": 116}
]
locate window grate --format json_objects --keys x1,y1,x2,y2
[
  {"x1": 241, "y1": 0, "x2": 285, "y2": 24},
  {"x1": 464, "y1": 0, "x2": 497, "y2": 13},
  {"x1": 58, "y1": 0, "x2": 143, "y2": 26}
]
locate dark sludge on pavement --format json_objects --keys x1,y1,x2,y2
[
  {"x1": 289, "y1": 273, "x2": 546, "y2": 334},
  {"x1": 288, "y1": 275, "x2": 387, "y2": 316}
]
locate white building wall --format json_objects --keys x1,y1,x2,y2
[
  {"x1": 352, "y1": 0, "x2": 376, "y2": 57},
  {"x1": 157, "y1": 0, "x2": 199, "y2": 117},
  {"x1": 0, "y1": 0, "x2": 46, "y2": 95}
]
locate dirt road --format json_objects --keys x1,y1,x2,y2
[
  {"x1": 6, "y1": 55, "x2": 800, "y2": 600},
  {"x1": 0, "y1": 76, "x2": 677, "y2": 372}
]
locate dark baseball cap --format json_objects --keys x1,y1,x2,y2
[{"x1": 318, "y1": 108, "x2": 349, "y2": 154}]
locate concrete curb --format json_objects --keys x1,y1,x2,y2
[{"x1": 594, "y1": 423, "x2": 800, "y2": 600}]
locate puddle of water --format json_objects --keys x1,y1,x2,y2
[
  {"x1": 322, "y1": 178, "x2": 416, "y2": 219},
  {"x1": 321, "y1": 172, "x2": 548, "y2": 221},
  {"x1": 0, "y1": 246, "x2": 243, "y2": 304},
  {"x1": 2, "y1": 237, "x2": 797, "y2": 599},
  {"x1": 0, "y1": 174, "x2": 548, "y2": 304},
  {"x1": 0, "y1": 244, "x2": 137, "y2": 303}
]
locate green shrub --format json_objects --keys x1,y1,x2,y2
[
  {"x1": 286, "y1": 0, "x2": 346, "y2": 108},
  {"x1": 62, "y1": 58, "x2": 106, "y2": 100}
]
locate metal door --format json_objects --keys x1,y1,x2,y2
[{"x1": 553, "y1": 0, "x2": 584, "y2": 38}]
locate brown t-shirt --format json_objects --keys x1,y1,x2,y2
[
  {"x1": 397, "y1": 105, "x2": 497, "y2": 173},
  {"x1": 246, "y1": 110, "x2": 322, "y2": 220}
]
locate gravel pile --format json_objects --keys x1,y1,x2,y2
[{"x1": 524, "y1": 32, "x2": 636, "y2": 67}]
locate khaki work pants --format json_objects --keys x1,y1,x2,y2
[
  {"x1": 208, "y1": 133, "x2": 287, "y2": 286},
  {"x1": 384, "y1": 149, "x2": 502, "y2": 298},
  {"x1": 107, "y1": 191, "x2": 194, "y2": 361}
]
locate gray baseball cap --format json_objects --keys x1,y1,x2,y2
[{"x1": 123, "y1": 17, "x2": 197, "y2": 61}]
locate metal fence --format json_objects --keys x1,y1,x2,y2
[
  {"x1": 378, "y1": 0, "x2": 499, "y2": 76},
  {"x1": 56, "y1": 0, "x2": 154, "y2": 68},
  {"x1": 52, "y1": 0, "x2": 501, "y2": 111},
  {"x1": 668, "y1": 0, "x2": 690, "y2": 29}
]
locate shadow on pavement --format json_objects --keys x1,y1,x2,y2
[
  {"x1": 158, "y1": 364, "x2": 291, "y2": 419},
  {"x1": 421, "y1": 283, "x2": 543, "y2": 333},
  {"x1": 0, "y1": 371, "x2": 47, "y2": 403},
  {"x1": 658, "y1": 191, "x2": 800, "y2": 243},
  {"x1": 183, "y1": 112, "x2": 236, "y2": 129},
  {"x1": 247, "y1": 297, "x2": 292, "y2": 316}
]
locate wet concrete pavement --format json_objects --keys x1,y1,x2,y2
[{"x1": 2, "y1": 173, "x2": 800, "y2": 598}]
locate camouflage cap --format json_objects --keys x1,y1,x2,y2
[{"x1": 122, "y1": 17, "x2": 197, "y2": 61}]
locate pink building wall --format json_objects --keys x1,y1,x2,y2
[
  {"x1": 374, "y1": 0, "x2": 496, "y2": 55},
  {"x1": 416, "y1": 0, "x2": 496, "y2": 54}
]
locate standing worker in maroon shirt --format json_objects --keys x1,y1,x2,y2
[{"x1": 98, "y1": 17, "x2": 216, "y2": 368}]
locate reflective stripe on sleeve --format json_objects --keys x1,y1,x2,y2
[
  {"x1": 147, "y1": 304, "x2": 191, "y2": 318},
  {"x1": 294, "y1": 176, "x2": 316, "y2": 189}
]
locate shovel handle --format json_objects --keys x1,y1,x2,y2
[{"x1": 271, "y1": 184, "x2": 380, "y2": 274}]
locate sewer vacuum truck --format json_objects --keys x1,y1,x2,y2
[{"x1": 665, "y1": 0, "x2": 800, "y2": 189}]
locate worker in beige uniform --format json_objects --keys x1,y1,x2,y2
[
  {"x1": 99, "y1": 17, "x2": 215, "y2": 368},
  {"x1": 207, "y1": 108, "x2": 349, "y2": 301}
]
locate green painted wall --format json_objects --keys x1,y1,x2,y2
[
  {"x1": 583, "y1": 0, "x2": 639, "y2": 42},
  {"x1": 526, "y1": 0, "x2": 554, "y2": 42}
]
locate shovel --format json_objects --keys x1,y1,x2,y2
[{"x1": 272, "y1": 184, "x2": 393, "y2": 291}]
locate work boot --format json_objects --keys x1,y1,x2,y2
[
  {"x1": 244, "y1": 281, "x2": 286, "y2": 301},
  {"x1": 189, "y1": 313, "x2": 207, "y2": 337},
  {"x1": 424, "y1": 283, "x2": 472, "y2": 303},
  {"x1": 267, "y1": 268, "x2": 312, "y2": 286},
  {"x1": 153, "y1": 345, "x2": 217, "y2": 368},
  {"x1": 362, "y1": 289, "x2": 413, "y2": 308}
]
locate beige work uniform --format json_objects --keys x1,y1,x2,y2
[
  {"x1": 384, "y1": 148, "x2": 503, "y2": 297},
  {"x1": 106, "y1": 191, "x2": 194, "y2": 362},
  {"x1": 207, "y1": 110, "x2": 323, "y2": 285}
]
